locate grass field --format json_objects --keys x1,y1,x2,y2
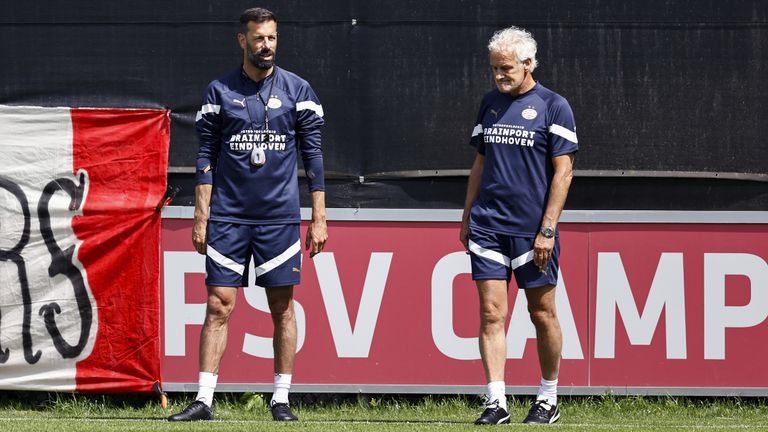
[{"x1": 0, "y1": 392, "x2": 766, "y2": 431}]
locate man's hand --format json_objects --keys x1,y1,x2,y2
[
  {"x1": 460, "y1": 153, "x2": 484, "y2": 253},
  {"x1": 192, "y1": 184, "x2": 212, "y2": 255},
  {"x1": 533, "y1": 234, "x2": 554, "y2": 273},
  {"x1": 192, "y1": 218, "x2": 208, "y2": 255},
  {"x1": 305, "y1": 219, "x2": 328, "y2": 258},
  {"x1": 459, "y1": 220, "x2": 471, "y2": 250}
]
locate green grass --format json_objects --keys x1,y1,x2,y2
[{"x1": 0, "y1": 392, "x2": 766, "y2": 431}]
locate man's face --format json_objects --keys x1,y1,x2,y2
[
  {"x1": 239, "y1": 20, "x2": 278, "y2": 70},
  {"x1": 490, "y1": 50, "x2": 530, "y2": 95}
]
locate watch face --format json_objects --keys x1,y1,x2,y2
[{"x1": 541, "y1": 227, "x2": 555, "y2": 238}]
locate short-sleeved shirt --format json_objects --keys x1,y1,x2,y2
[
  {"x1": 195, "y1": 66, "x2": 325, "y2": 225},
  {"x1": 469, "y1": 82, "x2": 578, "y2": 237}
]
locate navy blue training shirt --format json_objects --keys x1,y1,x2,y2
[
  {"x1": 469, "y1": 82, "x2": 578, "y2": 237},
  {"x1": 195, "y1": 66, "x2": 325, "y2": 225}
]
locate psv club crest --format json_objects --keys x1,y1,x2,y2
[{"x1": 521, "y1": 106, "x2": 537, "y2": 120}]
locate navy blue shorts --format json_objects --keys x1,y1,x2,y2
[
  {"x1": 468, "y1": 225, "x2": 559, "y2": 289},
  {"x1": 205, "y1": 221, "x2": 301, "y2": 288}
]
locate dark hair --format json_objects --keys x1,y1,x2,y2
[{"x1": 239, "y1": 7, "x2": 277, "y2": 33}]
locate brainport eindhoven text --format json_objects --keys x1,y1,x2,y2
[
  {"x1": 483, "y1": 126, "x2": 536, "y2": 147},
  {"x1": 229, "y1": 130, "x2": 287, "y2": 151}
]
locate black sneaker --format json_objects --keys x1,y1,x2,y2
[
  {"x1": 522, "y1": 399, "x2": 560, "y2": 424},
  {"x1": 271, "y1": 401, "x2": 298, "y2": 421},
  {"x1": 167, "y1": 401, "x2": 214, "y2": 421},
  {"x1": 474, "y1": 399, "x2": 510, "y2": 425}
]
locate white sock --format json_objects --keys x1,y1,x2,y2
[
  {"x1": 195, "y1": 372, "x2": 218, "y2": 407},
  {"x1": 537, "y1": 377, "x2": 558, "y2": 406},
  {"x1": 487, "y1": 381, "x2": 507, "y2": 410},
  {"x1": 271, "y1": 373, "x2": 292, "y2": 405}
]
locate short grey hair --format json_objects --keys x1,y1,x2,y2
[{"x1": 488, "y1": 26, "x2": 539, "y2": 72}]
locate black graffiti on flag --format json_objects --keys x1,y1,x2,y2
[{"x1": 0, "y1": 174, "x2": 93, "y2": 365}]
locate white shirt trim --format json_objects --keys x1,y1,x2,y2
[
  {"x1": 548, "y1": 123, "x2": 578, "y2": 144},
  {"x1": 297, "y1": 101, "x2": 324, "y2": 118},
  {"x1": 196, "y1": 104, "x2": 221, "y2": 122},
  {"x1": 471, "y1": 124, "x2": 483, "y2": 138}
]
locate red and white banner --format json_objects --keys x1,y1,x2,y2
[
  {"x1": 162, "y1": 217, "x2": 768, "y2": 393},
  {"x1": 0, "y1": 105, "x2": 168, "y2": 392}
]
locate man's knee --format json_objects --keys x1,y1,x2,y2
[
  {"x1": 528, "y1": 307, "x2": 557, "y2": 328},
  {"x1": 480, "y1": 301, "x2": 507, "y2": 327},
  {"x1": 525, "y1": 285, "x2": 557, "y2": 327},
  {"x1": 477, "y1": 280, "x2": 508, "y2": 328},
  {"x1": 267, "y1": 288, "x2": 295, "y2": 323},
  {"x1": 206, "y1": 293, "x2": 236, "y2": 324},
  {"x1": 270, "y1": 299, "x2": 294, "y2": 319}
]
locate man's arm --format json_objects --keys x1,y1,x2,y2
[
  {"x1": 533, "y1": 153, "x2": 575, "y2": 270},
  {"x1": 192, "y1": 82, "x2": 221, "y2": 255},
  {"x1": 192, "y1": 184, "x2": 212, "y2": 255},
  {"x1": 305, "y1": 190, "x2": 327, "y2": 257},
  {"x1": 295, "y1": 82, "x2": 327, "y2": 258},
  {"x1": 460, "y1": 153, "x2": 485, "y2": 250}
]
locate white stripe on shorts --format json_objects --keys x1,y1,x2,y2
[
  {"x1": 468, "y1": 240, "x2": 510, "y2": 267},
  {"x1": 469, "y1": 240, "x2": 534, "y2": 270},
  {"x1": 207, "y1": 245, "x2": 245, "y2": 276},
  {"x1": 255, "y1": 240, "x2": 301, "y2": 277},
  {"x1": 509, "y1": 250, "x2": 534, "y2": 269}
]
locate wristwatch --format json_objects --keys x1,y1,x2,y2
[{"x1": 539, "y1": 226, "x2": 555, "y2": 238}]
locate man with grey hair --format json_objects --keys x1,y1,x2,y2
[{"x1": 460, "y1": 26, "x2": 577, "y2": 425}]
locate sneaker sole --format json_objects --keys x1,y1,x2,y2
[
  {"x1": 473, "y1": 415, "x2": 510, "y2": 425},
  {"x1": 522, "y1": 405, "x2": 560, "y2": 425},
  {"x1": 549, "y1": 411, "x2": 560, "y2": 424}
]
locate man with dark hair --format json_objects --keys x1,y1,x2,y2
[
  {"x1": 460, "y1": 26, "x2": 577, "y2": 425},
  {"x1": 168, "y1": 7, "x2": 327, "y2": 422}
]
